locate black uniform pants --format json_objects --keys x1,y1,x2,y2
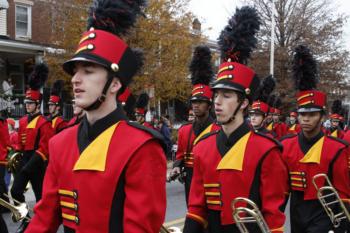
[
  {"x1": 184, "y1": 167, "x2": 193, "y2": 206},
  {"x1": 290, "y1": 191, "x2": 349, "y2": 233},
  {"x1": 0, "y1": 165, "x2": 9, "y2": 210},
  {"x1": 10, "y1": 151, "x2": 46, "y2": 203}
]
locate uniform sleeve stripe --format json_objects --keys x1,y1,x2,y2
[
  {"x1": 186, "y1": 213, "x2": 208, "y2": 228},
  {"x1": 36, "y1": 150, "x2": 47, "y2": 161},
  {"x1": 271, "y1": 226, "x2": 284, "y2": 232}
]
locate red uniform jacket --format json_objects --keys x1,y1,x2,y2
[
  {"x1": 0, "y1": 119, "x2": 10, "y2": 166},
  {"x1": 143, "y1": 121, "x2": 155, "y2": 130},
  {"x1": 9, "y1": 131, "x2": 19, "y2": 151},
  {"x1": 286, "y1": 123, "x2": 301, "y2": 135},
  {"x1": 282, "y1": 134, "x2": 350, "y2": 202},
  {"x1": 325, "y1": 127, "x2": 345, "y2": 139},
  {"x1": 175, "y1": 122, "x2": 220, "y2": 168},
  {"x1": 184, "y1": 124, "x2": 288, "y2": 232},
  {"x1": 273, "y1": 122, "x2": 288, "y2": 140},
  {"x1": 17, "y1": 114, "x2": 54, "y2": 160},
  {"x1": 27, "y1": 120, "x2": 167, "y2": 233},
  {"x1": 51, "y1": 115, "x2": 68, "y2": 133}
]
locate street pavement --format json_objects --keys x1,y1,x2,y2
[{"x1": 3, "y1": 173, "x2": 291, "y2": 232}]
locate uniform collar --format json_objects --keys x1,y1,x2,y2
[
  {"x1": 192, "y1": 116, "x2": 214, "y2": 136},
  {"x1": 298, "y1": 130, "x2": 324, "y2": 154},
  {"x1": 28, "y1": 112, "x2": 41, "y2": 122},
  {"x1": 78, "y1": 107, "x2": 128, "y2": 154},
  {"x1": 217, "y1": 122, "x2": 250, "y2": 157}
]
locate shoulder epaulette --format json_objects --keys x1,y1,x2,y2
[
  {"x1": 195, "y1": 130, "x2": 219, "y2": 145},
  {"x1": 127, "y1": 121, "x2": 164, "y2": 144},
  {"x1": 327, "y1": 135, "x2": 349, "y2": 147},
  {"x1": 280, "y1": 133, "x2": 298, "y2": 142},
  {"x1": 254, "y1": 131, "x2": 283, "y2": 150}
]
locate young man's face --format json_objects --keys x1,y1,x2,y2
[
  {"x1": 71, "y1": 62, "x2": 108, "y2": 109},
  {"x1": 249, "y1": 113, "x2": 264, "y2": 128},
  {"x1": 298, "y1": 111, "x2": 322, "y2": 133},
  {"x1": 214, "y1": 89, "x2": 242, "y2": 124},
  {"x1": 191, "y1": 100, "x2": 210, "y2": 118},
  {"x1": 48, "y1": 104, "x2": 58, "y2": 115},
  {"x1": 331, "y1": 119, "x2": 339, "y2": 128},
  {"x1": 25, "y1": 102, "x2": 37, "y2": 114},
  {"x1": 290, "y1": 116, "x2": 296, "y2": 124},
  {"x1": 272, "y1": 114, "x2": 280, "y2": 122}
]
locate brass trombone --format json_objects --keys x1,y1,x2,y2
[
  {"x1": 232, "y1": 197, "x2": 271, "y2": 233},
  {"x1": 312, "y1": 173, "x2": 350, "y2": 228},
  {"x1": 160, "y1": 225, "x2": 182, "y2": 233},
  {"x1": 7, "y1": 151, "x2": 23, "y2": 174},
  {"x1": 0, "y1": 197, "x2": 30, "y2": 222}
]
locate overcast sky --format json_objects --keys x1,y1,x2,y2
[{"x1": 189, "y1": 0, "x2": 350, "y2": 50}]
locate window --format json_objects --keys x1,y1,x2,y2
[{"x1": 15, "y1": 4, "x2": 31, "y2": 39}]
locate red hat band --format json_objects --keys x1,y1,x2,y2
[
  {"x1": 25, "y1": 89, "x2": 41, "y2": 102},
  {"x1": 49, "y1": 95, "x2": 60, "y2": 104},
  {"x1": 63, "y1": 29, "x2": 137, "y2": 87},
  {"x1": 330, "y1": 113, "x2": 341, "y2": 120},
  {"x1": 212, "y1": 62, "x2": 260, "y2": 99},
  {"x1": 273, "y1": 108, "x2": 281, "y2": 115},
  {"x1": 191, "y1": 84, "x2": 212, "y2": 102},
  {"x1": 135, "y1": 108, "x2": 146, "y2": 115},
  {"x1": 296, "y1": 90, "x2": 326, "y2": 111},
  {"x1": 250, "y1": 100, "x2": 269, "y2": 114}
]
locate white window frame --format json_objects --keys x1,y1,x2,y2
[{"x1": 15, "y1": 3, "x2": 32, "y2": 40}]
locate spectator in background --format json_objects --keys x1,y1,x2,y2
[
  {"x1": 2, "y1": 78, "x2": 14, "y2": 96},
  {"x1": 159, "y1": 115, "x2": 173, "y2": 160}
]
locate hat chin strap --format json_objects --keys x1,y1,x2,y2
[
  {"x1": 217, "y1": 101, "x2": 243, "y2": 125},
  {"x1": 84, "y1": 72, "x2": 114, "y2": 111}
]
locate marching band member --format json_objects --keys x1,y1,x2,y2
[
  {"x1": 326, "y1": 100, "x2": 345, "y2": 139},
  {"x1": 183, "y1": 7, "x2": 288, "y2": 233},
  {"x1": 47, "y1": 80, "x2": 68, "y2": 133},
  {"x1": 170, "y1": 46, "x2": 219, "y2": 205},
  {"x1": 26, "y1": 0, "x2": 166, "y2": 232},
  {"x1": 135, "y1": 93, "x2": 154, "y2": 129},
  {"x1": 281, "y1": 45, "x2": 350, "y2": 233},
  {"x1": 249, "y1": 75, "x2": 275, "y2": 137},
  {"x1": 11, "y1": 63, "x2": 54, "y2": 232},
  {"x1": 286, "y1": 111, "x2": 301, "y2": 135}
]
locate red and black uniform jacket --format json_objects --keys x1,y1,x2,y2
[
  {"x1": 253, "y1": 126, "x2": 274, "y2": 138},
  {"x1": 142, "y1": 121, "x2": 155, "y2": 130},
  {"x1": 273, "y1": 122, "x2": 288, "y2": 140},
  {"x1": 26, "y1": 107, "x2": 167, "y2": 233},
  {"x1": 325, "y1": 127, "x2": 345, "y2": 139},
  {"x1": 183, "y1": 123, "x2": 288, "y2": 233},
  {"x1": 0, "y1": 118, "x2": 10, "y2": 166},
  {"x1": 281, "y1": 132, "x2": 350, "y2": 217},
  {"x1": 49, "y1": 115, "x2": 68, "y2": 133},
  {"x1": 66, "y1": 116, "x2": 83, "y2": 130},
  {"x1": 174, "y1": 117, "x2": 219, "y2": 169},
  {"x1": 286, "y1": 123, "x2": 301, "y2": 135},
  {"x1": 17, "y1": 113, "x2": 54, "y2": 161}
]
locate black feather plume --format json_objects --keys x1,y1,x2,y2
[
  {"x1": 190, "y1": 46, "x2": 214, "y2": 86},
  {"x1": 274, "y1": 96, "x2": 282, "y2": 108},
  {"x1": 51, "y1": 80, "x2": 64, "y2": 96},
  {"x1": 218, "y1": 6, "x2": 261, "y2": 64},
  {"x1": 132, "y1": 48, "x2": 144, "y2": 74},
  {"x1": 124, "y1": 94, "x2": 136, "y2": 117},
  {"x1": 136, "y1": 93, "x2": 149, "y2": 108},
  {"x1": 267, "y1": 94, "x2": 276, "y2": 107},
  {"x1": 87, "y1": 0, "x2": 147, "y2": 36},
  {"x1": 331, "y1": 100, "x2": 342, "y2": 114},
  {"x1": 28, "y1": 63, "x2": 49, "y2": 90},
  {"x1": 293, "y1": 45, "x2": 318, "y2": 91},
  {"x1": 256, "y1": 75, "x2": 275, "y2": 103}
]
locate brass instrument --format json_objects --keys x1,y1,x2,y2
[
  {"x1": 160, "y1": 225, "x2": 182, "y2": 233},
  {"x1": 0, "y1": 198, "x2": 30, "y2": 222},
  {"x1": 232, "y1": 197, "x2": 271, "y2": 233},
  {"x1": 7, "y1": 151, "x2": 23, "y2": 174},
  {"x1": 312, "y1": 173, "x2": 350, "y2": 228}
]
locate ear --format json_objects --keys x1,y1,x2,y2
[
  {"x1": 240, "y1": 98, "x2": 249, "y2": 110},
  {"x1": 109, "y1": 78, "x2": 122, "y2": 95}
]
